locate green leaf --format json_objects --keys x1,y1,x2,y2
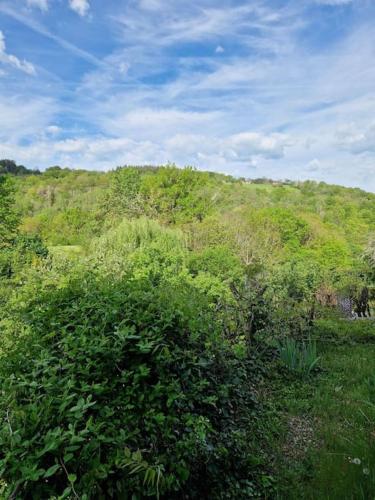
[
  {"x1": 44, "y1": 464, "x2": 60, "y2": 478},
  {"x1": 59, "y1": 486, "x2": 72, "y2": 499},
  {"x1": 63, "y1": 453, "x2": 74, "y2": 463}
]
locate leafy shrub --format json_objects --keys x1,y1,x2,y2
[
  {"x1": 0, "y1": 221, "x2": 269, "y2": 499},
  {"x1": 0, "y1": 234, "x2": 48, "y2": 279}
]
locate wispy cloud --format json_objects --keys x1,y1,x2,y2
[
  {"x1": 115, "y1": 1, "x2": 295, "y2": 50},
  {"x1": 0, "y1": 4, "x2": 100, "y2": 65},
  {"x1": 0, "y1": 30, "x2": 35, "y2": 74},
  {"x1": 26, "y1": 0, "x2": 91, "y2": 15},
  {"x1": 0, "y1": 94, "x2": 56, "y2": 141},
  {"x1": 336, "y1": 122, "x2": 375, "y2": 154}
]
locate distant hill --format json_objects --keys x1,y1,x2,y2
[{"x1": 13, "y1": 165, "x2": 375, "y2": 276}]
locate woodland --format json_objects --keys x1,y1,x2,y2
[{"x1": 0, "y1": 160, "x2": 374, "y2": 499}]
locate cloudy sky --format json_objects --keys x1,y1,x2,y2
[{"x1": 0, "y1": 0, "x2": 375, "y2": 190}]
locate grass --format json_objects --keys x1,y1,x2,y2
[
  {"x1": 305, "y1": 344, "x2": 375, "y2": 499},
  {"x1": 272, "y1": 321, "x2": 375, "y2": 499},
  {"x1": 313, "y1": 317, "x2": 375, "y2": 344}
]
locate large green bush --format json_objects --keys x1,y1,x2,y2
[{"x1": 0, "y1": 221, "x2": 269, "y2": 499}]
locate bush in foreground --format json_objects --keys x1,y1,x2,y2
[{"x1": 0, "y1": 221, "x2": 270, "y2": 499}]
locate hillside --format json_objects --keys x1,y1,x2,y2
[
  {"x1": 0, "y1": 165, "x2": 374, "y2": 499},
  {"x1": 14, "y1": 165, "x2": 375, "y2": 258}
]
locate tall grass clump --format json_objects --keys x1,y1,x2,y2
[{"x1": 279, "y1": 337, "x2": 320, "y2": 377}]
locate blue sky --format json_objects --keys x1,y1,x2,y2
[{"x1": 0, "y1": 0, "x2": 375, "y2": 190}]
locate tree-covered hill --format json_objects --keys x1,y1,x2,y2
[{"x1": 12, "y1": 165, "x2": 375, "y2": 275}]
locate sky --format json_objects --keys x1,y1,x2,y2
[{"x1": 0, "y1": 0, "x2": 375, "y2": 191}]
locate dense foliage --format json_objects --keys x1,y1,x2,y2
[
  {"x1": 0, "y1": 176, "x2": 18, "y2": 248},
  {"x1": 0, "y1": 163, "x2": 374, "y2": 498},
  {"x1": 0, "y1": 221, "x2": 270, "y2": 499}
]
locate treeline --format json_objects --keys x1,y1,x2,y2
[{"x1": 0, "y1": 159, "x2": 41, "y2": 176}]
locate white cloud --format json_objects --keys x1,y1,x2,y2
[
  {"x1": 45, "y1": 125, "x2": 61, "y2": 135},
  {"x1": 54, "y1": 138, "x2": 87, "y2": 153},
  {"x1": 160, "y1": 130, "x2": 290, "y2": 166},
  {"x1": 0, "y1": 127, "x2": 289, "y2": 175},
  {"x1": 336, "y1": 123, "x2": 375, "y2": 154},
  {"x1": 0, "y1": 95, "x2": 56, "y2": 142},
  {"x1": 71, "y1": 14, "x2": 375, "y2": 192},
  {"x1": 115, "y1": 2, "x2": 294, "y2": 50},
  {"x1": 25, "y1": 0, "x2": 92, "y2": 16},
  {"x1": 164, "y1": 131, "x2": 289, "y2": 163},
  {"x1": 95, "y1": 107, "x2": 222, "y2": 142},
  {"x1": 69, "y1": 0, "x2": 90, "y2": 17},
  {"x1": 26, "y1": 0, "x2": 48, "y2": 11},
  {"x1": 215, "y1": 45, "x2": 224, "y2": 53},
  {"x1": 0, "y1": 31, "x2": 35, "y2": 75},
  {"x1": 0, "y1": 136, "x2": 164, "y2": 170},
  {"x1": 224, "y1": 132, "x2": 290, "y2": 160}
]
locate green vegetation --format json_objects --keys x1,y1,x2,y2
[
  {"x1": 0, "y1": 176, "x2": 18, "y2": 248},
  {"x1": 0, "y1": 163, "x2": 374, "y2": 498},
  {"x1": 278, "y1": 338, "x2": 320, "y2": 377},
  {"x1": 0, "y1": 159, "x2": 40, "y2": 177},
  {"x1": 273, "y1": 322, "x2": 375, "y2": 499}
]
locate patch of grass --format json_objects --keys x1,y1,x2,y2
[
  {"x1": 313, "y1": 318, "x2": 375, "y2": 344},
  {"x1": 272, "y1": 337, "x2": 375, "y2": 499},
  {"x1": 304, "y1": 344, "x2": 375, "y2": 499}
]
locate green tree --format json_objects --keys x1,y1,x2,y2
[
  {"x1": 0, "y1": 176, "x2": 18, "y2": 248},
  {"x1": 0, "y1": 159, "x2": 40, "y2": 176},
  {"x1": 107, "y1": 167, "x2": 143, "y2": 217},
  {"x1": 141, "y1": 166, "x2": 211, "y2": 223},
  {"x1": 262, "y1": 207, "x2": 310, "y2": 250}
]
